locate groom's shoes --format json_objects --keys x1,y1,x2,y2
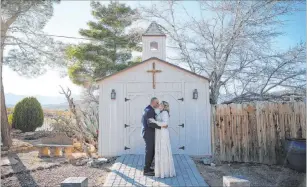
[{"x1": 143, "y1": 170, "x2": 154, "y2": 176}]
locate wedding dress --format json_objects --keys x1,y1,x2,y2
[{"x1": 154, "y1": 110, "x2": 176, "y2": 178}]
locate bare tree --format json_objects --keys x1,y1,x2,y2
[
  {"x1": 140, "y1": 0, "x2": 305, "y2": 104},
  {"x1": 59, "y1": 86, "x2": 86, "y2": 142},
  {"x1": 79, "y1": 84, "x2": 99, "y2": 140},
  {"x1": 59, "y1": 85, "x2": 97, "y2": 145}
]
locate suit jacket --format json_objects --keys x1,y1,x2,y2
[{"x1": 142, "y1": 105, "x2": 161, "y2": 137}]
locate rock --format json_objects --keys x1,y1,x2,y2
[
  {"x1": 36, "y1": 166, "x2": 44, "y2": 170},
  {"x1": 60, "y1": 160, "x2": 69, "y2": 164},
  {"x1": 24, "y1": 132, "x2": 37, "y2": 140},
  {"x1": 87, "y1": 144, "x2": 96, "y2": 153},
  {"x1": 76, "y1": 158, "x2": 88, "y2": 166},
  {"x1": 90, "y1": 152, "x2": 99, "y2": 159},
  {"x1": 1, "y1": 157, "x2": 19, "y2": 166},
  {"x1": 212, "y1": 157, "x2": 222, "y2": 165},
  {"x1": 73, "y1": 142, "x2": 83, "y2": 152},
  {"x1": 24, "y1": 131, "x2": 50, "y2": 140},
  {"x1": 69, "y1": 152, "x2": 88, "y2": 160},
  {"x1": 210, "y1": 163, "x2": 216, "y2": 167},
  {"x1": 87, "y1": 158, "x2": 108, "y2": 168},
  {"x1": 223, "y1": 176, "x2": 250, "y2": 187},
  {"x1": 97, "y1": 158, "x2": 108, "y2": 163},
  {"x1": 228, "y1": 164, "x2": 231, "y2": 166},
  {"x1": 87, "y1": 160, "x2": 94, "y2": 167},
  {"x1": 203, "y1": 156, "x2": 213, "y2": 165},
  {"x1": 13, "y1": 129, "x2": 22, "y2": 133}
]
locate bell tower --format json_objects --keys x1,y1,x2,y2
[{"x1": 142, "y1": 21, "x2": 166, "y2": 61}]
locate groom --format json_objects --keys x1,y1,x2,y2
[{"x1": 142, "y1": 97, "x2": 162, "y2": 176}]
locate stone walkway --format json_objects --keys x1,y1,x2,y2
[{"x1": 104, "y1": 154, "x2": 209, "y2": 187}]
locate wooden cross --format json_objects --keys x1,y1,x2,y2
[{"x1": 147, "y1": 62, "x2": 162, "y2": 89}]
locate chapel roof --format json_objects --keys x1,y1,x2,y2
[
  {"x1": 142, "y1": 21, "x2": 166, "y2": 36},
  {"x1": 96, "y1": 57, "x2": 210, "y2": 82}
]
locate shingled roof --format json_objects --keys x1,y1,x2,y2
[{"x1": 142, "y1": 21, "x2": 166, "y2": 36}]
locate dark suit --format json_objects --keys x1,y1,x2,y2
[{"x1": 142, "y1": 105, "x2": 161, "y2": 172}]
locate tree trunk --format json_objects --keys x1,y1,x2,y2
[
  {"x1": 210, "y1": 85, "x2": 220, "y2": 104},
  {"x1": 0, "y1": 48, "x2": 12, "y2": 148}
]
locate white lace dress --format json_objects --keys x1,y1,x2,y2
[{"x1": 154, "y1": 111, "x2": 176, "y2": 178}]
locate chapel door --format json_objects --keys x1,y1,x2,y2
[
  {"x1": 154, "y1": 91, "x2": 185, "y2": 154},
  {"x1": 124, "y1": 92, "x2": 154, "y2": 154}
]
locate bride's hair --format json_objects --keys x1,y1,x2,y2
[{"x1": 161, "y1": 101, "x2": 170, "y2": 116}]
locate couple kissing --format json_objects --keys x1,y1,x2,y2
[{"x1": 141, "y1": 97, "x2": 176, "y2": 178}]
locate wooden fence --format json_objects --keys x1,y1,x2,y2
[{"x1": 211, "y1": 102, "x2": 306, "y2": 164}]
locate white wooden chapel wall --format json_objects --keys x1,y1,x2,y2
[{"x1": 98, "y1": 59, "x2": 211, "y2": 157}]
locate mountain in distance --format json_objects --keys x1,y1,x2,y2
[{"x1": 5, "y1": 93, "x2": 80, "y2": 110}]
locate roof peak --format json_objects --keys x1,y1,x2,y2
[{"x1": 143, "y1": 21, "x2": 166, "y2": 36}]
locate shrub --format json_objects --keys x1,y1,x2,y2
[
  {"x1": 12, "y1": 97, "x2": 44, "y2": 132},
  {"x1": 8, "y1": 113, "x2": 13, "y2": 128}
]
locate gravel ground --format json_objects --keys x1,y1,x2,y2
[
  {"x1": 1, "y1": 151, "x2": 66, "y2": 177},
  {"x1": 1, "y1": 150, "x2": 115, "y2": 187},
  {"x1": 1, "y1": 163, "x2": 113, "y2": 187},
  {"x1": 193, "y1": 158, "x2": 306, "y2": 187}
]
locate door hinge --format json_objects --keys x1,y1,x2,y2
[
  {"x1": 124, "y1": 146, "x2": 130, "y2": 150},
  {"x1": 124, "y1": 124, "x2": 130, "y2": 128},
  {"x1": 178, "y1": 123, "x2": 184, "y2": 128},
  {"x1": 179, "y1": 146, "x2": 185, "y2": 150},
  {"x1": 178, "y1": 98, "x2": 184, "y2": 101},
  {"x1": 125, "y1": 98, "x2": 130, "y2": 102}
]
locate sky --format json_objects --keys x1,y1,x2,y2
[{"x1": 3, "y1": 1, "x2": 306, "y2": 97}]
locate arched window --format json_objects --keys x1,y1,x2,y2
[{"x1": 150, "y1": 41, "x2": 158, "y2": 51}]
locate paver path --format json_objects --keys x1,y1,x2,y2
[{"x1": 104, "y1": 154, "x2": 209, "y2": 187}]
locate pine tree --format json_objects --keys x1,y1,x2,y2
[{"x1": 66, "y1": 2, "x2": 142, "y2": 86}]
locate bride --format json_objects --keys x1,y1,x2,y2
[{"x1": 149, "y1": 101, "x2": 176, "y2": 178}]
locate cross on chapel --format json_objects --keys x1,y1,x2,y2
[{"x1": 147, "y1": 62, "x2": 162, "y2": 89}]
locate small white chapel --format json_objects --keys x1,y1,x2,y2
[{"x1": 97, "y1": 22, "x2": 211, "y2": 157}]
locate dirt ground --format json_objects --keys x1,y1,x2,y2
[{"x1": 193, "y1": 158, "x2": 306, "y2": 187}]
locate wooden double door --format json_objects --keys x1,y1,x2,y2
[{"x1": 124, "y1": 82, "x2": 185, "y2": 154}]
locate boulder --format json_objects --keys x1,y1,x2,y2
[
  {"x1": 73, "y1": 142, "x2": 83, "y2": 152},
  {"x1": 1, "y1": 157, "x2": 19, "y2": 166},
  {"x1": 69, "y1": 152, "x2": 88, "y2": 160}
]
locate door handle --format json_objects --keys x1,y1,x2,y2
[{"x1": 178, "y1": 123, "x2": 184, "y2": 128}]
